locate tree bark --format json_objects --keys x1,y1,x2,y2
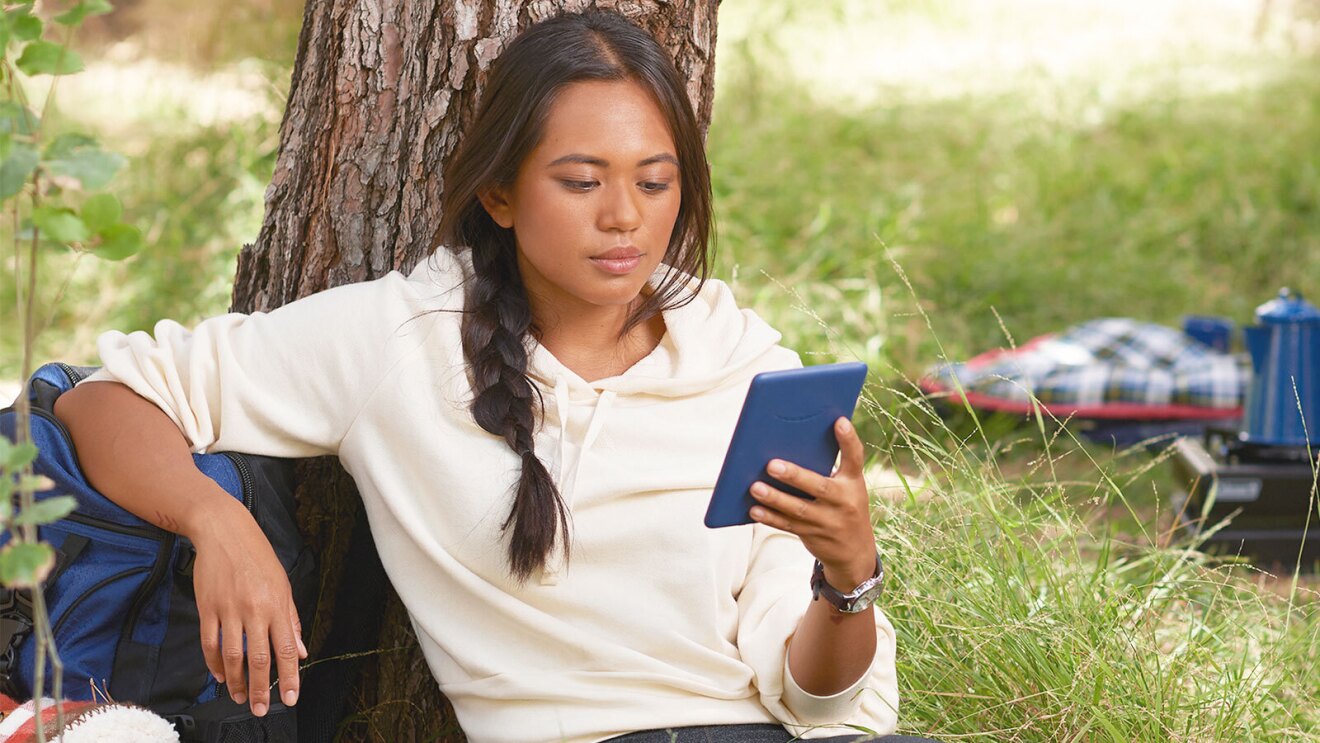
[{"x1": 230, "y1": 2, "x2": 719, "y2": 739}]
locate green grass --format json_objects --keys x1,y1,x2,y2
[
  {"x1": 709, "y1": 57, "x2": 1320, "y2": 379},
  {"x1": 847, "y1": 376, "x2": 1320, "y2": 741},
  {"x1": 3, "y1": 2, "x2": 1320, "y2": 740}
]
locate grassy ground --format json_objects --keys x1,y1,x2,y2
[
  {"x1": 705, "y1": 3, "x2": 1320, "y2": 740},
  {"x1": 3, "y1": 1, "x2": 1319, "y2": 740}
]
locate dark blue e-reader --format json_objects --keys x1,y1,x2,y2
[{"x1": 704, "y1": 362, "x2": 868, "y2": 528}]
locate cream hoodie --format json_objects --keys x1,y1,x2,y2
[{"x1": 80, "y1": 249, "x2": 899, "y2": 743}]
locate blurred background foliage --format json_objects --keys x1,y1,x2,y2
[{"x1": 2, "y1": 0, "x2": 1318, "y2": 384}]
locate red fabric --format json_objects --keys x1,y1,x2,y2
[
  {"x1": 921, "y1": 380, "x2": 1243, "y2": 420},
  {"x1": 0, "y1": 694, "x2": 98, "y2": 741}
]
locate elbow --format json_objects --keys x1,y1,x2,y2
[{"x1": 53, "y1": 380, "x2": 128, "y2": 437}]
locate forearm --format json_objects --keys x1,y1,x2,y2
[
  {"x1": 786, "y1": 559, "x2": 879, "y2": 695},
  {"x1": 53, "y1": 380, "x2": 252, "y2": 541}
]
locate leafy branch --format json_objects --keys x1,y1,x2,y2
[{"x1": 1, "y1": 1, "x2": 141, "y2": 739}]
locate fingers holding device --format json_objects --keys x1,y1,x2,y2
[
  {"x1": 704, "y1": 361, "x2": 879, "y2": 588},
  {"x1": 704, "y1": 362, "x2": 868, "y2": 529}
]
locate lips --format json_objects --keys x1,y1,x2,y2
[
  {"x1": 590, "y1": 246, "x2": 644, "y2": 275},
  {"x1": 593, "y1": 247, "x2": 642, "y2": 260}
]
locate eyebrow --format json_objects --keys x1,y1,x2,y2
[{"x1": 547, "y1": 153, "x2": 679, "y2": 168}]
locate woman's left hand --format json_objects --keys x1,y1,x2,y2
[{"x1": 748, "y1": 416, "x2": 878, "y2": 590}]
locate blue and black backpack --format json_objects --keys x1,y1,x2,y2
[{"x1": 0, "y1": 362, "x2": 330, "y2": 741}]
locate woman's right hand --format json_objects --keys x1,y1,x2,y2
[{"x1": 187, "y1": 497, "x2": 307, "y2": 717}]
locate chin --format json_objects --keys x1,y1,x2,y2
[{"x1": 583, "y1": 282, "x2": 649, "y2": 308}]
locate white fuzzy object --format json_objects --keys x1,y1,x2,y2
[
  {"x1": 1, "y1": 696, "x2": 178, "y2": 742},
  {"x1": 62, "y1": 704, "x2": 179, "y2": 743}
]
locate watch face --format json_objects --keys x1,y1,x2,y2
[
  {"x1": 812, "y1": 555, "x2": 883, "y2": 612},
  {"x1": 844, "y1": 581, "x2": 884, "y2": 612}
]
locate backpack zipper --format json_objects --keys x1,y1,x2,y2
[
  {"x1": 219, "y1": 453, "x2": 257, "y2": 514},
  {"x1": 66, "y1": 512, "x2": 161, "y2": 540},
  {"x1": 52, "y1": 567, "x2": 151, "y2": 637},
  {"x1": 53, "y1": 362, "x2": 87, "y2": 387}
]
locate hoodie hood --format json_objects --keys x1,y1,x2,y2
[
  {"x1": 413, "y1": 250, "x2": 786, "y2": 401},
  {"x1": 524, "y1": 265, "x2": 786, "y2": 400},
  {"x1": 516, "y1": 265, "x2": 792, "y2": 584},
  {"x1": 414, "y1": 254, "x2": 796, "y2": 584},
  {"x1": 414, "y1": 251, "x2": 795, "y2": 567}
]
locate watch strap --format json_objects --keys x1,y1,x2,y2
[{"x1": 810, "y1": 550, "x2": 884, "y2": 614}]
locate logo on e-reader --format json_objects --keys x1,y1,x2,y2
[{"x1": 774, "y1": 407, "x2": 824, "y2": 424}]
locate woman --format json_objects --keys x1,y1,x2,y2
[{"x1": 54, "y1": 11, "x2": 929, "y2": 743}]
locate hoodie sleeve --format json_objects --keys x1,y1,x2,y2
[
  {"x1": 735, "y1": 522, "x2": 900, "y2": 738},
  {"x1": 76, "y1": 271, "x2": 436, "y2": 458}
]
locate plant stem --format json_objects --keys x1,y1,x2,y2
[{"x1": 23, "y1": 172, "x2": 44, "y2": 743}]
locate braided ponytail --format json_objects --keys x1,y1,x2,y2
[
  {"x1": 434, "y1": 11, "x2": 713, "y2": 580},
  {"x1": 461, "y1": 239, "x2": 568, "y2": 581}
]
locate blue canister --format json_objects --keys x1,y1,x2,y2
[
  {"x1": 1243, "y1": 288, "x2": 1320, "y2": 446},
  {"x1": 1183, "y1": 315, "x2": 1235, "y2": 353}
]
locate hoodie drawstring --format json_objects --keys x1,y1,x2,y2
[{"x1": 541, "y1": 379, "x2": 616, "y2": 585}]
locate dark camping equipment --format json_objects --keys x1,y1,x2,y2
[{"x1": 1173, "y1": 289, "x2": 1320, "y2": 565}]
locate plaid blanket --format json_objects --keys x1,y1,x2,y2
[{"x1": 921, "y1": 318, "x2": 1248, "y2": 419}]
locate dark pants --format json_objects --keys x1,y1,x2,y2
[{"x1": 604, "y1": 723, "x2": 941, "y2": 742}]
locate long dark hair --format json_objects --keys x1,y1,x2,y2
[{"x1": 435, "y1": 11, "x2": 714, "y2": 581}]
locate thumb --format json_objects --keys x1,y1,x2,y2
[{"x1": 835, "y1": 417, "x2": 865, "y2": 477}]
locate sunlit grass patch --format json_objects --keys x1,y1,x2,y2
[
  {"x1": 710, "y1": 58, "x2": 1320, "y2": 380},
  {"x1": 858, "y1": 369, "x2": 1320, "y2": 740}
]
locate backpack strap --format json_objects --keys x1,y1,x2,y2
[{"x1": 296, "y1": 503, "x2": 391, "y2": 743}]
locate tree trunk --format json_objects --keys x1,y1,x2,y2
[{"x1": 230, "y1": 2, "x2": 719, "y2": 739}]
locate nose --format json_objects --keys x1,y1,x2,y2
[{"x1": 598, "y1": 182, "x2": 643, "y2": 233}]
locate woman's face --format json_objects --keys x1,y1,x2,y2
[{"x1": 480, "y1": 79, "x2": 682, "y2": 323}]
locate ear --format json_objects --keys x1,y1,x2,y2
[{"x1": 477, "y1": 184, "x2": 515, "y2": 229}]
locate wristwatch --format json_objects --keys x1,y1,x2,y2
[{"x1": 810, "y1": 550, "x2": 884, "y2": 614}]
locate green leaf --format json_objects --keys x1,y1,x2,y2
[
  {"x1": 32, "y1": 205, "x2": 89, "y2": 243},
  {"x1": 3, "y1": 4, "x2": 38, "y2": 46},
  {"x1": 0, "y1": 542, "x2": 55, "y2": 588},
  {"x1": 0, "y1": 143, "x2": 38, "y2": 199},
  {"x1": 44, "y1": 132, "x2": 96, "y2": 158},
  {"x1": 94, "y1": 223, "x2": 142, "y2": 260},
  {"x1": 81, "y1": 192, "x2": 121, "y2": 232},
  {"x1": 11, "y1": 13, "x2": 41, "y2": 41},
  {"x1": 16, "y1": 41, "x2": 84, "y2": 76},
  {"x1": 43, "y1": 134, "x2": 123, "y2": 189},
  {"x1": 11, "y1": 496, "x2": 77, "y2": 527},
  {"x1": 12, "y1": 221, "x2": 71, "y2": 248},
  {"x1": 3, "y1": 441, "x2": 37, "y2": 470},
  {"x1": 54, "y1": 0, "x2": 113, "y2": 27},
  {"x1": 0, "y1": 103, "x2": 41, "y2": 136}
]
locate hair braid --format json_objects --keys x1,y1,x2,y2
[{"x1": 461, "y1": 243, "x2": 569, "y2": 581}]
